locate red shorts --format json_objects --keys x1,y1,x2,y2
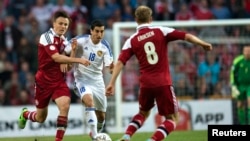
[
  {"x1": 139, "y1": 85, "x2": 179, "y2": 115},
  {"x1": 34, "y1": 80, "x2": 70, "y2": 108}
]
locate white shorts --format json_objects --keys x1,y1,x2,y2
[{"x1": 73, "y1": 79, "x2": 107, "y2": 112}]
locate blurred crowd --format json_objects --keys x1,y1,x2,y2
[{"x1": 0, "y1": 0, "x2": 250, "y2": 105}]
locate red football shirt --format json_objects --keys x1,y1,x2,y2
[
  {"x1": 35, "y1": 28, "x2": 68, "y2": 87},
  {"x1": 118, "y1": 24, "x2": 186, "y2": 88}
]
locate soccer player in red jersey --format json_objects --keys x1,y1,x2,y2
[
  {"x1": 18, "y1": 11, "x2": 90, "y2": 141},
  {"x1": 106, "y1": 5, "x2": 212, "y2": 141}
]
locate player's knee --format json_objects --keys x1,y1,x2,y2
[{"x1": 139, "y1": 110, "x2": 150, "y2": 118}]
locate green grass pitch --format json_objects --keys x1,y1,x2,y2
[{"x1": 0, "y1": 130, "x2": 207, "y2": 141}]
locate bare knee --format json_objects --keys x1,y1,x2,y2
[
  {"x1": 139, "y1": 110, "x2": 150, "y2": 118},
  {"x1": 82, "y1": 94, "x2": 94, "y2": 107}
]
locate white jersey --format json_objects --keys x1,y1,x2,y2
[
  {"x1": 65, "y1": 34, "x2": 113, "y2": 81},
  {"x1": 65, "y1": 34, "x2": 113, "y2": 112}
]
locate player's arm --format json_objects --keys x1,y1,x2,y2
[
  {"x1": 60, "y1": 38, "x2": 78, "y2": 72},
  {"x1": 51, "y1": 53, "x2": 90, "y2": 66},
  {"x1": 184, "y1": 33, "x2": 213, "y2": 51},
  {"x1": 106, "y1": 60, "x2": 124, "y2": 96},
  {"x1": 230, "y1": 57, "x2": 241, "y2": 98}
]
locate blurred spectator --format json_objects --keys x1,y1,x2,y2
[
  {"x1": 17, "y1": 37, "x2": 33, "y2": 63},
  {"x1": 6, "y1": 0, "x2": 32, "y2": 20},
  {"x1": 0, "y1": 14, "x2": 23, "y2": 67},
  {"x1": 70, "y1": 0, "x2": 88, "y2": 37},
  {"x1": 154, "y1": 0, "x2": 170, "y2": 20},
  {"x1": 0, "y1": 88, "x2": 9, "y2": 105},
  {"x1": 193, "y1": 0, "x2": 214, "y2": 20},
  {"x1": 3, "y1": 71, "x2": 22, "y2": 104},
  {"x1": 243, "y1": 0, "x2": 250, "y2": 18},
  {"x1": 91, "y1": 0, "x2": 112, "y2": 26},
  {"x1": 210, "y1": 0, "x2": 232, "y2": 19},
  {"x1": 0, "y1": 0, "x2": 8, "y2": 19},
  {"x1": 0, "y1": 59, "x2": 14, "y2": 87},
  {"x1": 17, "y1": 14, "x2": 33, "y2": 38},
  {"x1": 18, "y1": 61, "x2": 32, "y2": 89},
  {"x1": 28, "y1": 0, "x2": 51, "y2": 33},
  {"x1": 122, "y1": 4, "x2": 134, "y2": 21},
  {"x1": 50, "y1": 0, "x2": 73, "y2": 15},
  {"x1": 197, "y1": 53, "x2": 221, "y2": 98},
  {"x1": 175, "y1": 2, "x2": 194, "y2": 21},
  {"x1": 11, "y1": 89, "x2": 34, "y2": 105}
]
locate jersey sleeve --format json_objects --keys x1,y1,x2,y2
[
  {"x1": 230, "y1": 55, "x2": 243, "y2": 86},
  {"x1": 159, "y1": 26, "x2": 186, "y2": 41},
  {"x1": 102, "y1": 39, "x2": 114, "y2": 66},
  {"x1": 40, "y1": 33, "x2": 58, "y2": 56},
  {"x1": 118, "y1": 38, "x2": 134, "y2": 65}
]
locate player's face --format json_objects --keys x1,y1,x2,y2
[
  {"x1": 90, "y1": 26, "x2": 104, "y2": 44},
  {"x1": 53, "y1": 17, "x2": 69, "y2": 36},
  {"x1": 243, "y1": 46, "x2": 250, "y2": 60}
]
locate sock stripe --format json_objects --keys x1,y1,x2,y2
[{"x1": 85, "y1": 107, "x2": 96, "y2": 111}]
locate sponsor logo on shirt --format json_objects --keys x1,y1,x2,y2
[
  {"x1": 50, "y1": 45, "x2": 56, "y2": 50},
  {"x1": 97, "y1": 50, "x2": 103, "y2": 57}
]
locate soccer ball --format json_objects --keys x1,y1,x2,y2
[{"x1": 95, "y1": 133, "x2": 112, "y2": 141}]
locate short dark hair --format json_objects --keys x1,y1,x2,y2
[
  {"x1": 52, "y1": 10, "x2": 71, "y2": 22},
  {"x1": 90, "y1": 20, "x2": 105, "y2": 30}
]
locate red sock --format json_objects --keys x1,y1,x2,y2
[
  {"x1": 151, "y1": 119, "x2": 175, "y2": 141},
  {"x1": 24, "y1": 111, "x2": 37, "y2": 122},
  {"x1": 125, "y1": 113, "x2": 146, "y2": 136},
  {"x1": 55, "y1": 116, "x2": 68, "y2": 141}
]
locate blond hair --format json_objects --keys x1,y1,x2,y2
[{"x1": 135, "y1": 5, "x2": 152, "y2": 24}]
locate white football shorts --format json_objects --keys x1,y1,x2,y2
[{"x1": 73, "y1": 79, "x2": 107, "y2": 112}]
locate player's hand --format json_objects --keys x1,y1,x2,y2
[
  {"x1": 80, "y1": 58, "x2": 91, "y2": 66},
  {"x1": 202, "y1": 43, "x2": 213, "y2": 51},
  {"x1": 106, "y1": 84, "x2": 114, "y2": 96},
  {"x1": 231, "y1": 85, "x2": 240, "y2": 99},
  {"x1": 71, "y1": 38, "x2": 77, "y2": 51},
  {"x1": 60, "y1": 63, "x2": 69, "y2": 73}
]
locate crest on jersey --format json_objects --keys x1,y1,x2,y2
[
  {"x1": 50, "y1": 45, "x2": 56, "y2": 50},
  {"x1": 97, "y1": 50, "x2": 103, "y2": 57}
]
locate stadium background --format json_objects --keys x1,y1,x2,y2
[{"x1": 0, "y1": 0, "x2": 250, "y2": 138}]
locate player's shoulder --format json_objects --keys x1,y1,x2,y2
[
  {"x1": 233, "y1": 55, "x2": 244, "y2": 64},
  {"x1": 101, "y1": 39, "x2": 111, "y2": 48},
  {"x1": 40, "y1": 29, "x2": 55, "y2": 45}
]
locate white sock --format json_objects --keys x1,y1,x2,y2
[
  {"x1": 85, "y1": 107, "x2": 98, "y2": 138},
  {"x1": 97, "y1": 120, "x2": 105, "y2": 132}
]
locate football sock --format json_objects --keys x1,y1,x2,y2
[
  {"x1": 55, "y1": 116, "x2": 67, "y2": 141},
  {"x1": 238, "y1": 108, "x2": 246, "y2": 124},
  {"x1": 86, "y1": 107, "x2": 98, "y2": 138},
  {"x1": 125, "y1": 113, "x2": 146, "y2": 136},
  {"x1": 97, "y1": 120, "x2": 105, "y2": 132},
  {"x1": 151, "y1": 119, "x2": 176, "y2": 141},
  {"x1": 24, "y1": 111, "x2": 37, "y2": 122}
]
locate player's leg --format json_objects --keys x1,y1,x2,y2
[
  {"x1": 95, "y1": 110, "x2": 106, "y2": 132},
  {"x1": 117, "y1": 87, "x2": 155, "y2": 141},
  {"x1": 246, "y1": 87, "x2": 250, "y2": 124},
  {"x1": 147, "y1": 85, "x2": 178, "y2": 141},
  {"x1": 18, "y1": 83, "x2": 50, "y2": 129},
  {"x1": 53, "y1": 84, "x2": 71, "y2": 141},
  {"x1": 74, "y1": 82, "x2": 98, "y2": 139},
  {"x1": 93, "y1": 85, "x2": 107, "y2": 133},
  {"x1": 236, "y1": 88, "x2": 247, "y2": 125}
]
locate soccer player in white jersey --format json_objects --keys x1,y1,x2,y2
[{"x1": 64, "y1": 19, "x2": 114, "y2": 141}]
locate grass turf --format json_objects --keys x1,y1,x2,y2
[{"x1": 0, "y1": 130, "x2": 207, "y2": 141}]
